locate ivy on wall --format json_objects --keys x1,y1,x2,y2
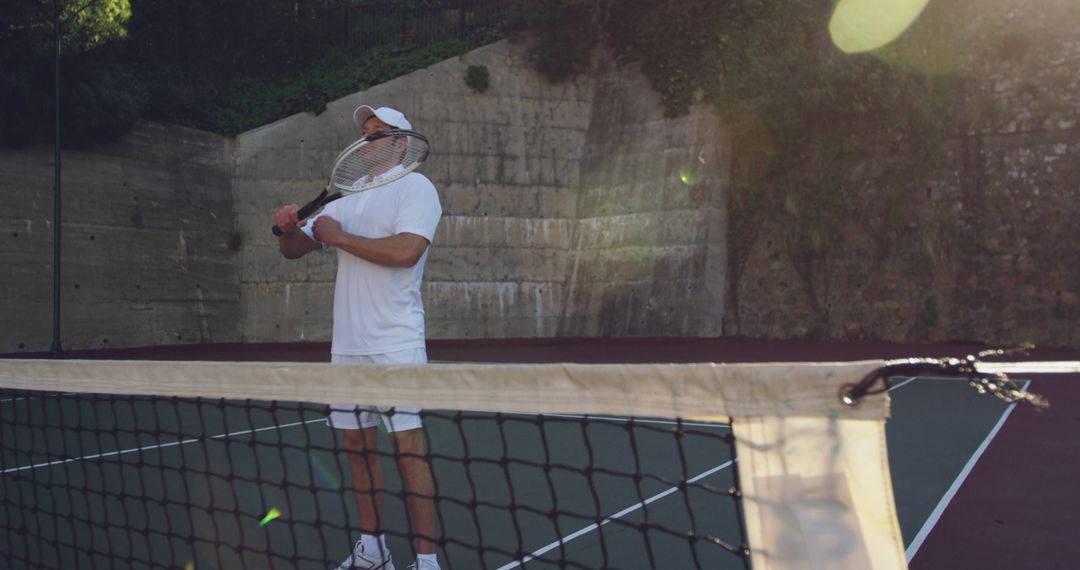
[{"x1": 519, "y1": 0, "x2": 956, "y2": 336}]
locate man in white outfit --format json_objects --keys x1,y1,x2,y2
[{"x1": 273, "y1": 104, "x2": 442, "y2": 570}]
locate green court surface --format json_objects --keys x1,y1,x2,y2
[{"x1": 1, "y1": 374, "x2": 1019, "y2": 569}]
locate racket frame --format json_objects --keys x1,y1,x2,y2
[{"x1": 271, "y1": 129, "x2": 429, "y2": 236}]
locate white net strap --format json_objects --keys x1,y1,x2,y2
[{"x1": 0, "y1": 359, "x2": 890, "y2": 421}]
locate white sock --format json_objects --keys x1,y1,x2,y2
[
  {"x1": 360, "y1": 534, "x2": 389, "y2": 557},
  {"x1": 416, "y1": 553, "x2": 438, "y2": 565}
]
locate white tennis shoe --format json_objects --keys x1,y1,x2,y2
[
  {"x1": 406, "y1": 559, "x2": 440, "y2": 570},
  {"x1": 337, "y1": 539, "x2": 395, "y2": 570}
]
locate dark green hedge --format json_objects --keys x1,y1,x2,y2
[{"x1": 0, "y1": 0, "x2": 502, "y2": 147}]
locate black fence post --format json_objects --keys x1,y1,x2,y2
[
  {"x1": 51, "y1": 0, "x2": 62, "y2": 359},
  {"x1": 460, "y1": 0, "x2": 467, "y2": 39},
  {"x1": 342, "y1": 5, "x2": 349, "y2": 51}
]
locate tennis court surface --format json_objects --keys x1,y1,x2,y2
[{"x1": 2, "y1": 337, "x2": 1076, "y2": 569}]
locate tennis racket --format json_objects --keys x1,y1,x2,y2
[{"x1": 271, "y1": 129, "x2": 430, "y2": 236}]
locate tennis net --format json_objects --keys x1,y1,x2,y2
[{"x1": 0, "y1": 356, "x2": 1053, "y2": 569}]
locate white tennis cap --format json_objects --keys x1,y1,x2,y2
[{"x1": 352, "y1": 105, "x2": 412, "y2": 130}]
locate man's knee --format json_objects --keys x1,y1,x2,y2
[
  {"x1": 342, "y1": 429, "x2": 363, "y2": 448},
  {"x1": 343, "y1": 428, "x2": 381, "y2": 468},
  {"x1": 391, "y1": 428, "x2": 425, "y2": 453},
  {"x1": 392, "y1": 430, "x2": 430, "y2": 473},
  {"x1": 344, "y1": 426, "x2": 378, "y2": 445}
]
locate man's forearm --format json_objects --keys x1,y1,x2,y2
[
  {"x1": 331, "y1": 233, "x2": 427, "y2": 268},
  {"x1": 278, "y1": 230, "x2": 320, "y2": 259}
]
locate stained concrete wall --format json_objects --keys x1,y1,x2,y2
[
  {"x1": 2, "y1": 40, "x2": 729, "y2": 354},
  {"x1": 559, "y1": 58, "x2": 727, "y2": 337},
  {"x1": 1, "y1": 123, "x2": 239, "y2": 353},
  {"x1": 234, "y1": 41, "x2": 594, "y2": 342},
  {"x1": 235, "y1": 40, "x2": 730, "y2": 344}
]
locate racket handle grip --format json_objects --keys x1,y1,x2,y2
[
  {"x1": 271, "y1": 204, "x2": 314, "y2": 236},
  {"x1": 270, "y1": 209, "x2": 313, "y2": 236},
  {"x1": 272, "y1": 189, "x2": 326, "y2": 236},
  {"x1": 296, "y1": 201, "x2": 320, "y2": 220}
]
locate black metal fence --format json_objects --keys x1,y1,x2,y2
[{"x1": 324, "y1": 0, "x2": 513, "y2": 54}]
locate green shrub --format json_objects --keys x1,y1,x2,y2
[
  {"x1": 0, "y1": 42, "x2": 146, "y2": 148},
  {"x1": 464, "y1": 64, "x2": 491, "y2": 92}
]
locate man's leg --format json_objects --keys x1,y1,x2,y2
[
  {"x1": 390, "y1": 428, "x2": 437, "y2": 555},
  {"x1": 343, "y1": 427, "x2": 385, "y2": 538}
]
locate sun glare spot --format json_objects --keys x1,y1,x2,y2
[{"x1": 829, "y1": 0, "x2": 932, "y2": 54}]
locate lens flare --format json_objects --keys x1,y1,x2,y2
[
  {"x1": 184, "y1": 563, "x2": 195, "y2": 570},
  {"x1": 829, "y1": 0, "x2": 932, "y2": 54},
  {"x1": 259, "y1": 508, "x2": 282, "y2": 527},
  {"x1": 679, "y1": 167, "x2": 700, "y2": 186},
  {"x1": 308, "y1": 453, "x2": 342, "y2": 489}
]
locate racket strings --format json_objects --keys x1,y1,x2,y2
[{"x1": 332, "y1": 134, "x2": 428, "y2": 191}]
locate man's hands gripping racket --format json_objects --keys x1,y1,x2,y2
[{"x1": 272, "y1": 129, "x2": 430, "y2": 236}]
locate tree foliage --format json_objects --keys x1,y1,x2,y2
[
  {"x1": 1, "y1": 0, "x2": 502, "y2": 146},
  {"x1": 0, "y1": 0, "x2": 131, "y2": 55},
  {"x1": 0, "y1": 0, "x2": 138, "y2": 147},
  {"x1": 509, "y1": 0, "x2": 607, "y2": 82}
]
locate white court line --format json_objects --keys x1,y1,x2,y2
[
  {"x1": 503, "y1": 412, "x2": 731, "y2": 430},
  {"x1": 2, "y1": 377, "x2": 918, "y2": 476},
  {"x1": 2, "y1": 418, "x2": 324, "y2": 475},
  {"x1": 2, "y1": 405, "x2": 725, "y2": 475},
  {"x1": 889, "y1": 376, "x2": 919, "y2": 391},
  {"x1": 904, "y1": 379, "x2": 1031, "y2": 562},
  {"x1": 0, "y1": 392, "x2": 78, "y2": 404},
  {"x1": 495, "y1": 460, "x2": 735, "y2": 570},
  {"x1": 497, "y1": 374, "x2": 922, "y2": 569}
]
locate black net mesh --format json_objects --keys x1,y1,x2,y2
[{"x1": 1, "y1": 388, "x2": 749, "y2": 570}]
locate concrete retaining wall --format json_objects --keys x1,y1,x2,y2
[
  {"x1": 1, "y1": 123, "x2": 239, "y2": 352},
  {"x1": 1, "y1": 40, "x2": 731, "y2": 353},
  {"x1": 233, "y1": 40, "x2": 730, "y2": 344}
]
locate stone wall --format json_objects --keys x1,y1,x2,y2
[
  {"x1": 1, "y1": 123, "x2": 239, "y2": 352},
  {"x1": 733, "y1": 0, "x2": 1080, "y2": 347}
]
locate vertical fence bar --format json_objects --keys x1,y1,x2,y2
[
  {"x1": 51, "y1": 0, "x2": 62, "y2": 359},
  {"x1": 329, "y1": 0, "x2": 510, "y2": 56},
  {"x1": 344, "y1": 4, "x2": 350, "y2": 50},
  {"x1": 460, "y1": 0, "x2": 467, "y2": 39}
]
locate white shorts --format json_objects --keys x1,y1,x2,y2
[{"x1": 326, "y1": 347, "x2": 426, "y2": 432}]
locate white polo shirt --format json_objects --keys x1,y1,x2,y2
[{"x1": 302, "y1": 172, "x2": 442, "y2": 355}]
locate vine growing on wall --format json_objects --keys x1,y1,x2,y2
[{"x1": 519, "y1": 0, "x2": 955, "y2": 337}]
